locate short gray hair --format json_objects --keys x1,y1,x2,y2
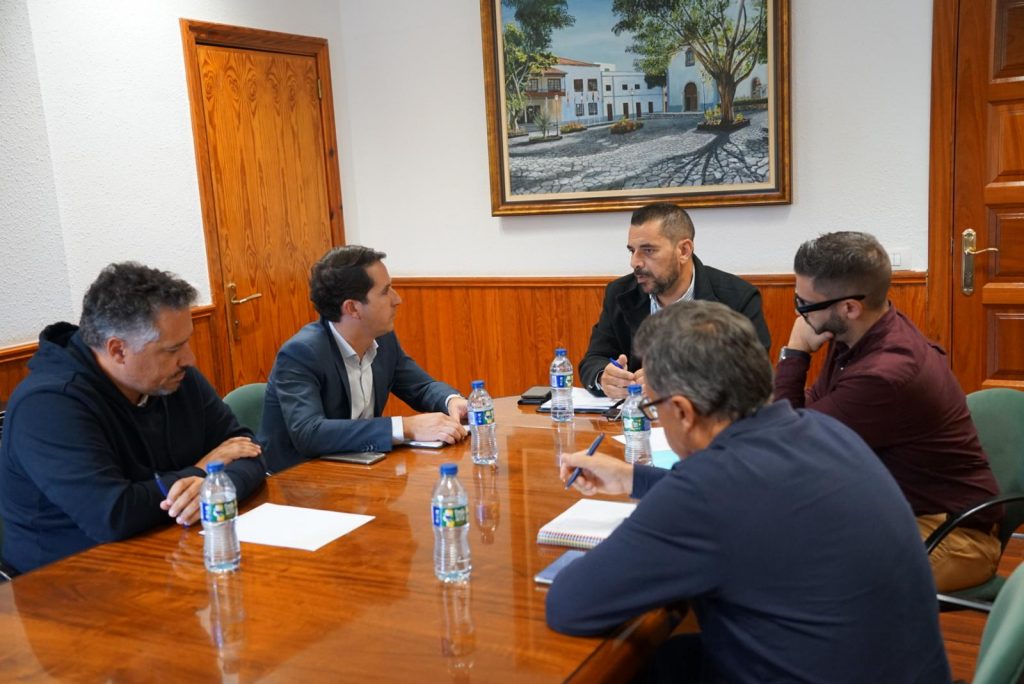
[
  {"x1": 79, "y1": 262, "x2": 197, "y2": 350},
  {"x1": 634, "y1": 301, "x2": 772, "y2": 421}
]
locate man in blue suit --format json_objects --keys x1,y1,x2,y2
[{"x1": 260, "y1": 246, "x2": 467, "y2": 472}]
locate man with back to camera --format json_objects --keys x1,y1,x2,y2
[
  {"x1": 580, "y1": 202, "x2": 770, "y2": 399},
  {"x1": 0, "y1": 262, "x2": 266, "y2": 576},
  {"x1": 774, "y1": 230, "x2": 1001, "y2": 592},
  {"x1": 259, "y1": 245, "x2": 468, "y2": 473},
  {"x1": 549, "y1": 301, "x2": 949, "y2": 683}
]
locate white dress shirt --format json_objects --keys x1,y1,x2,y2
[{"x1": 328, "y1": 323, "x2": 404, "y2": 444}]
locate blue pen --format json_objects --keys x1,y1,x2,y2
[
  {"x1": 154, "y1": 472, "x2": 170, "y2": 497},
  {"x1": 154, "y1": 473, "x2": 189, "y2": 528},
  {"x1": 608, "y1": 357, "x2": 625, "y2": 369},
  {"x1": 565, "y1": 433, "x2": 605, "y2": 490}
]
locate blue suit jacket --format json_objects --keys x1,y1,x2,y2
[{"x1": 259, "y1": 319, "x2": 458, "y2": 472}]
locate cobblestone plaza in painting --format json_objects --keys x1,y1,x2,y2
[{"x1": 507, "y1": 110, "x2": 770, "y2": 195}]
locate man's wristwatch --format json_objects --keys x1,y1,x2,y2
[{"x1": 778, "y1": 347, "x2": 811, "y2": 362}]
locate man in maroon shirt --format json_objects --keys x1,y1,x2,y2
[{"x1": 773, "y1": 231, "x2": 1000, "y2": 592}]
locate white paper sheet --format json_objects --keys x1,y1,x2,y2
[
  {"x1": 613, "y1": 427, "x2": 678, "y2": 469},
  {"x1": 539, "y1": 387, "x2": 618, "y2": 411},
  {"x1": 231, "y1": 503, "x2": 374, "y2": 552}
]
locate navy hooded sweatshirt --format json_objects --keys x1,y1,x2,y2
[{"x1": 0, "y1": 323, "x2": 265, "y2": 574}]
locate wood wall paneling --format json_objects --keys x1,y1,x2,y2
[
  {"x1": 383, "y1": 272, "x2": 928, "y2": 416},
  {"x1": 0, "y1": 275, "x2": 928, "y2": 410},
  {"x1": 0, "y1": 305, "x2": 226, "y2": 405}
]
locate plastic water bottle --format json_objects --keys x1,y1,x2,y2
[
  {"x1": 621, "y1": 384, "x2": 652, "y2": 466},
  {"x1": 433, "y1": 463, "x2": 471, "y2": 583},
  {"x1": 201, "y1": 461, "x2": 241, "y2": 573},
  {"x1": 467, "y1": 380, "x2": 498, "y2": 465},
  {"x1": 549, "y1": 348, "x2": 574, "y2": 423}
]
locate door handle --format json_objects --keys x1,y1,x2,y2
[
  {"x1": 961, "y1": 228, "x2": 999, "y2": 296},
  {"x1": 227, "y1": 283, "x2": 263, "y2": 341}
]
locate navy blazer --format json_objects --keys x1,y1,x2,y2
[{"x1": 259, "y1": 319, "x2": 459, "y2": 472}]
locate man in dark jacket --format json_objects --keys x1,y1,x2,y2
[
  {"x1": 0, "y1": 263, "x2": 266, "y2": 575},
  {"x1": 580, "y1": 203, "x2": 770, "y2": 398}
]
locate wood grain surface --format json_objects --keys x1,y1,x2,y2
[{"x1": 0, "y1": 398, "x2": 674, "y2": 682}]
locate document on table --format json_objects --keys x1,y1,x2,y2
[
  {"x1": 613, "y1": 427, "x2": 678, "y2": 469},
  {"x1": 539, "y1": 387, "x2": 618, "y2": 413},
  {"x1": 232, "y1": 503, "x2": 374, "y2": 552}
]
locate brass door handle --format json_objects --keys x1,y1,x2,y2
[
  {"x1": 227, "y1": 283, "x2": 262, "y2": 341},
  {"x1": 230, "y1": 291, "x2": 263, "y2": 305},
  {"x1": 961, "y1": 228, "x2": 999, "y2": 295}
]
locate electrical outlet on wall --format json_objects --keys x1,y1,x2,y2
[{"x1": 887, "y1": 247, "x2": 913, "y2": 270}]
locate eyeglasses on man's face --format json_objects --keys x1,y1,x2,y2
[
  {"x1": 793, "y1": 293, "x2": 865, "y2": 321},
  {"x1": 637, "y1": 395, "x2": 674, "y2": 421}
]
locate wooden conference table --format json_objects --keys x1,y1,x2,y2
[{"x1": 0, "y1": 398, "x2": 675, "y2": 682}]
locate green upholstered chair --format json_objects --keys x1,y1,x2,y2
[
  {"x1": 924, "y1": 388, "x2": 1024, "y2": 612},
  {"x1": 223, "y1": 383, "x2": 268, "y2": 433},
  {"x1": 972, "y1": 561, "x2": 1024, "y2": 684}
]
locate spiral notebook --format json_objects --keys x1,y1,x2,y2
[{"x1": 536, "y1": 499, "x2": 637, "y2": 549}]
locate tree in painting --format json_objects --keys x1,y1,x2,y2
[
  {"x1": 502, "y1": 0, "x2": 574, "y2": 132},
  {"x1": 612, "y1": 0, "x2": 767, "y2": 126}
]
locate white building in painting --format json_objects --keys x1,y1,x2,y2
[
  {"x1": 524, "y1": 57, "x2": 666, "y2": 129},
  {"x1": 667, "y1": 46, "x2": 768, "y2": 113},
  {"x1": 600, "y1": 69, "x2": 662, "y2": 121},
  {"x1": 556, "y1": 57, "x2": 604, "y2": 126}
]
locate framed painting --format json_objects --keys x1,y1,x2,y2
[{"x1": 480, "y1": 0, "x2": 790, "y2": 216}]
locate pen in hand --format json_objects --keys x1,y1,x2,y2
[
  {"x1": 608, "y1": 357, "x2": 624, "y2": 369},
  {"x1": 154, "y1": 472, "x2": 170, "y2": 498},
  {"x1": 565, "y1": 433, "x2": 605, "y2": 490},
  {"x1": 154, "y1": 472, "x2": 189, "y2": 528}
]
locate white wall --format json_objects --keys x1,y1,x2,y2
[
  {"x1": 1, "y1": 0, "x2": 933, "y2": 346},
  {"x1": 0, "y1": 0, "x2": 346, "y2": 346},
  {"x1": 338, "y1": 0, "x2": 933, "y2": 276},
  {"x1": 0, "y1": 0, "x2": 73, "y2": 346}
]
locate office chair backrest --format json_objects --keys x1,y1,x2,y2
[
  {"x1": 223, "y1": 382, "x2": 268, "y2": 433},
  {"x1": 967, "y1": 388, "x2": 1024, "y2": 549},
  {"x1": 973, "y1": 562, "x2": 1024, "y2": 684}
]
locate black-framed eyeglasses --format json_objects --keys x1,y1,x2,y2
[
  {"x1": 638, "y1": 396, "x2": 674, "y2": 421},
  {"x1": 793, "y1": 293, "x2": 865, "y2": 320}
]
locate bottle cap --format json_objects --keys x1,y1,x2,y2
[
  {"x1": 471, "y1": 380, "x2": 485, "y2": 390},
  {"x1": 555, "y1": 347, "x2": 567, "y2": 356},
  {"x1": 628, "y1": 384, "x2": 642, "y2": 395},
  {"x1": 440, "y1": 462, "x2": 458, "y2": 476},
  {"x1": 207, "y1": 461, "x2": 225, "y2": 473}
]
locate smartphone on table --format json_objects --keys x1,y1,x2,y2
[
  {"x1": 320, "y1": 452, "x2": 386, "y2": 465},
  {"x1": 534, "y1": 549, "x2": 586, "y2": 585}
]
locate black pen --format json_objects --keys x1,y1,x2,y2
[{"x1": 565, "y1": 434, "x2": 605, "y2": 490}]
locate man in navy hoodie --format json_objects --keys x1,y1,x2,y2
[
  {"x1": 0, "y1": 263, "x2": 266, "y2": 575},
  {"x1": 550, "y1": 301, "x2": 949, "y2": 683}
]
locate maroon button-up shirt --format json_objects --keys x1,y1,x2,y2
[{"x1": 774, "y1": 306, "x2": 1000, "y2": 528}]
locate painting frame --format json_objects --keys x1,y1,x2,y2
[{"x1": 479, "y1": 0, "x2": 791, "y2": 216}]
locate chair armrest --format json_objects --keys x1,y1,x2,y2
[{"x1": 924, "y1": 493, "x2": 1024, "y2": 554}]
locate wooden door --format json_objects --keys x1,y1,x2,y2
[
  {"x1": 947, "y1": 0, "x2": 1024, "y2": 391},
  {"x1": 181, "y1": 20, "x2": 344, "y2": 392}
]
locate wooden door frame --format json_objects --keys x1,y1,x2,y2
[
  {"x1": 927, "y1": 0, "x2": 961, "y2": 351},
  {"x1": 179, "y1": 19, "x2": 345, "y2": 393}
]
